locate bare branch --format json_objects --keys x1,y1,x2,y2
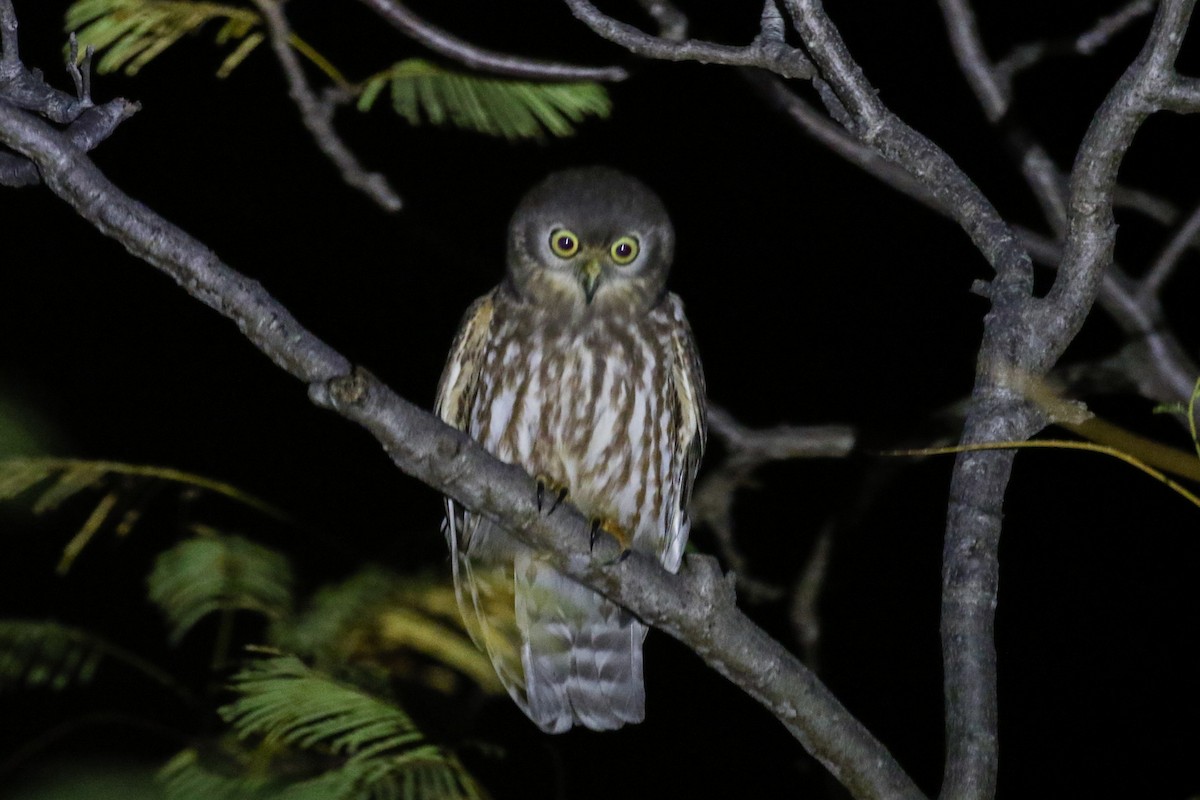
[
  {"x1": 940, "y1": 0, "x2": 1010, "y2": 118},
  {"x1": 0, "y1": 0, "x2": 92, "y2": 123},
  {"x1": 1041, "y1": 0, "x2": 1198, "y2": 349},
  {"x1": 356, "y1": 0, "x2": 628, "y2": 82},
  {"x1": 1077, "y1": 0, "x2": 1158, "y2": 53},
  {"x1": 693, "y1": 407, "x2": 854, "y2": 603},
  {"x1": 742, "y1": 70, "x2": 944, "y2": 211},
  {"x1": 1141, "y1": 197, "x2": 1200, "y2": 297},
  {"x1": 0, "y1": 0, "x2": 136, "y2": 187},
  {"x1": 0, "y1": 0, "x2": 18, "y2": 78},
  {"x1": 563, "y1": 0, "x2": 815, "y2": 79},
  {"x1": 791, "y1": 523, "x2": 832, "y2": 671},
  {"x1": 251, "y1": 0, "x2": 401, "y2": 212},
  {"x1": 633, "y1": 0, "x2": 688, "y2": 42},
  {"x1": 708, "y1": 406, "x2": 855, "y2": 461},
  {"x1": 1017, "y1": 226, "x2": 1200, "y2": 406},
  {"x1": 0, "y1": 54, "x2": 924, "y2": 800},
  {"x1": 994, "y1": 0, "x2": 1156, "y2": 86}
]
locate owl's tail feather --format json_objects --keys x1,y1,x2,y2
[{"x1": 516, "y1": 556, "x2": 645, "y2": 733}]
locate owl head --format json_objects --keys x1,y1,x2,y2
[{"x1": 505, "y1": 167, "x2": 675, "y2": 315}]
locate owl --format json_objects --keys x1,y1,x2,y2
[{"x1": 436, "y1": 166, "x2": 706, "y2": 732}]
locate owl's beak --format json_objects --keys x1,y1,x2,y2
[{"x1": 580, "y1": 260, "x2": 602, "y2": 304}]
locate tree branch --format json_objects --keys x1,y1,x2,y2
[
  {"x1": 0, "y1": 7, "x2": 136, "y2": 188},
  {"x1": 1141, "y1": 197, "x2": 1200, "y2": 298},
  {"x1": 356, "y1": 0, "x2": 629, "y2": 82},
  {"x1": 993, "y1": 0, "x2": 1156, "y2": 91},
  {"x1": 1039, "y1": 0, "x2": 1197, "y2": 355},
  {"x1": 563, "y1": 0, "x2": 815, "y2": 79},
  {"x1": 694, "y1": 408, "x2": 854, "y2": 603}
]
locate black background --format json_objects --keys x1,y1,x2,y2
[{"x1": 3, "y1": 1, "x2": 1200, "y2": 798}]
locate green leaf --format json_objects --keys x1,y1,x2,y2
[
  {"x1": 274, "y1": 567, "x2": 503, "y2": 695},
  {"x1": 148, "y1": 532, "x2": 294, "y2": 644},
  {"x1": 0, "y1": 619, "x2": 104, "y2": 690},
  {"x1": 215, "y1": 655, "x2": 489, "y2": 799},
  {"x1": 158, "y1": 749, "x2": 272, "y2": 800},
  {"x1": 0, "y1": 619, "x2": 186, "y2": 695},
  {"x1": 358, "y1": 59, "x2": 611, "y2": 141},
  {"x1": 66, "y1": 0, "x2": 263, "y2": 76},
  {"x1": 1, "y1": 457, "x2": 287, "y2": 574}
]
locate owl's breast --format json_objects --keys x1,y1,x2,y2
[{"x1": 471, "y1": 313, "x2": 676, "y2": 544}]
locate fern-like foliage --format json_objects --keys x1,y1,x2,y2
[
  {"x1": 0, "y1": 456, "x2": 107, "y2": 512},
  {"x1": 0, "y1": 619, "x2": 184, "y2": 695},
  {"x1": 275, "y1": 567, "x2": 502, "y2": 696},
  {"x1": 67, "y1": 0, "x2": 263, "y2": 77},
  {"x1": 0, "y1": 619, "x2": 104, "y2": 690},
  {"x1": 357, "y1": 59, "x2": 611, "y2": 141},
  {"x1": 2, "y1": 457, "x2": 284, "y2": 574},
  {"x1": 147, "y1": 530, "x2": 294, "y2": 643},
  {"x1": 185, "y1": 655, "x2": 489, "y2": 800},
  {"x1": 65, "y1": 0, "x2": 611, "y2": 139}
]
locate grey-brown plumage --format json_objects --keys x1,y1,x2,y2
[{"x1": 436, "y1": 167, "x2": 706, "y2": 732}]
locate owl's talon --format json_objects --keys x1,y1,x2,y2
[
  {"x1": 536, "y1": 476, "x2": 569, "y2": 516},
  {"x1": 548, "y1": 487, "x2": 568, "y2": 515},
  {"x1": 589, "y1": 517, "x2": 633, "y2": 564}
]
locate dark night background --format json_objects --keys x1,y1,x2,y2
[{"x1": 3, "y1": 1, "x2": 1200, "y2": 798}]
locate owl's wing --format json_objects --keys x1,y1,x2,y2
[
  {"x1": 434, "y1": 292, "x2": 497, "y2": 645},
  {"x1": 435, "y1": 292, "x2": 495, "y2": 433},
  {"x1": 661, "y1": 296, "x2": 707, "y2": 572},
  {"x1": 434, "y1": 292, "x2": 536, "y2": 716}
]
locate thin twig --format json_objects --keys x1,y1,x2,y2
[
  {"x1": 995, "y1": 0, "x2": 1156, "y2": 83},
  {"x1": 1140, "y1": 197, "x2": 1200, "y2": 297},
  {"x1": 357, "y1": 0, "x2": 628, "y2": 82},
  {"x1": 790, "y1": 523, "x2": 832, "y2": 672},
  {"x1": 693, "y1": 407, "x2": 854, "y2": 603},
  {"x1": 1077, "y1": 0, "x2": 1158, "y2": 53},
  {"x1": 251, "y1": 0, "x2": 402, "y2": 212},
  {"x1": 634, "y1": 0, "x2": 688, "y2": 42},
  {"x1": 564, "y1": 0, "x2": 815, "y2": 79}
]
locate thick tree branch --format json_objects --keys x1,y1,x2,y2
[
  {"x1": 1016, "y1": 226, "x2": 1200, "y2": 406},
  {"x1": 250, "y1": 0, "x2": 401, "y2": 212},
  {"x1": 0, "y1": 54, "x2": 924, "y2": 800},
  {"x1": 1041, "y1": 1, "x2": 1198, "y2": 352},
  {"x1": 356, "y1": 0, "x2": 628, "y2": 82}
]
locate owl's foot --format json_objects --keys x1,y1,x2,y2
[
  {"x1": 589, "y1": 518, "x2": 632, "y2": 564},
  {"x1": 535, "y1": 475, "x2": 569, "y2": 515}
]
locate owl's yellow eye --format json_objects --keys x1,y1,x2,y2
[
  {"x1": 549, "y1": 229, "x2": 580, "y2": 258},
  {"x1": 610, "y1": 236, "x2": 639, "y2": 265}
]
